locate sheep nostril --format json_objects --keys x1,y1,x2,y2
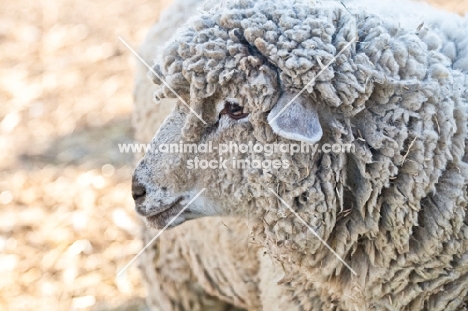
[{"x1": 132, "y1": 180, "x2": 147, "y2": 202}]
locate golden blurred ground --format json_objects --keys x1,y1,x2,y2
[
  {"x1": 0, "y1": 1, "x2": 466, "y2": 311},
  {"x1": 0, "y1": 0, "x2": 171, "y2": 310}
]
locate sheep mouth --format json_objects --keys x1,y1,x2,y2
[{"x1": 145, "y1": 197, "x2": 186, "y2": 228}]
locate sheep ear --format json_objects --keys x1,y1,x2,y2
[{"x1": 267, "y1": 93, "x2": 323, "y2": 144}]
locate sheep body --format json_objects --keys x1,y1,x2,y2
[{"x1": 134, "y1": 0, "x2": 468, "y2": 310}]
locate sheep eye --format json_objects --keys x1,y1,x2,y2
[{"x1": 220, "y1": 100, "x2": 249, "y2": 120}]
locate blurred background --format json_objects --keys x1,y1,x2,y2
[{"x1": 0, "y1": 0, "x2": 466, "y2": 310}]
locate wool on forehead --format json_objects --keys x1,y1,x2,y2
[{"x1": 153, "y1": 0, "x2": 380, "y2": 115}]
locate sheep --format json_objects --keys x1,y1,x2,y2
[{"x1": 132, "y1": 0, "x2": 468, "y2": 310}]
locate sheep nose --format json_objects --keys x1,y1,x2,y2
[{"x1": 132, "y1": 177, "x2": 147, "y2": 205}]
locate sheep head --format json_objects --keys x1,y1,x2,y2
[
  {"x1": 132, "y1": 0, "x2": 374, "y2": 231},
  {"x1": 132, "y1": 57, "x2": 327, "y2": 229}
]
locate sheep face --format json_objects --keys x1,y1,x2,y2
[
  {"x1": 131, "y1": 101, "x2": 263, "y2": 229},
  {"x1": 132, "y1": 59, "x2": 324, "y2": 229}
]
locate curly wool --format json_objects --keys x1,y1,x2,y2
[{"x1": 141, "y1": 0, "x2": 468, "y2": 310}]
